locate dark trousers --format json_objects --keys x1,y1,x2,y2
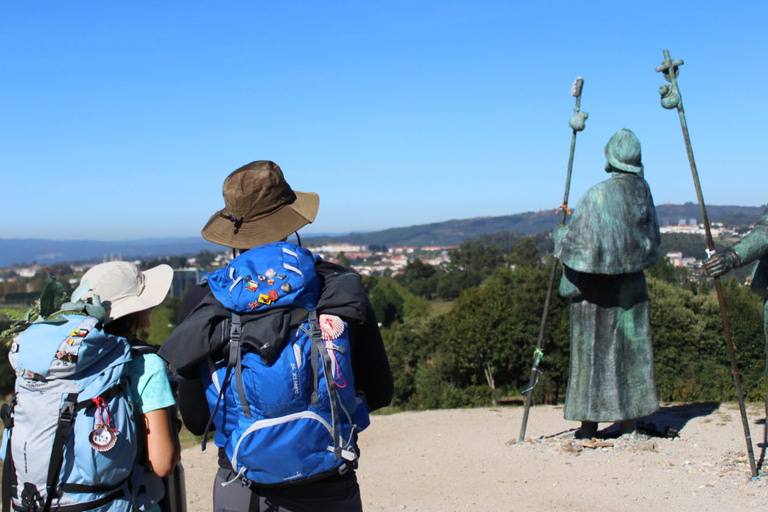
[{"x1": 213, "y1": 468, "x2": 363, "y2": 512}]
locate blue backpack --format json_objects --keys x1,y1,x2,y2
[
  {"x1": 1, "y1": 295, "x2": 164, "y2": 512},
  {"x1": 202, "y1": 242, "x2": 370, "y2": 486}
]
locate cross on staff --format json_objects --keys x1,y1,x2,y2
[{"x1": 655, "y1": 49, "x2": 758, "y2": 479}]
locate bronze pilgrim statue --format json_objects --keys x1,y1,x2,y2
[{"x1": 554, "y1": 128, "x2": 661, "y2": 439}]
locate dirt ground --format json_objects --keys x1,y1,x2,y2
[{"x1": 180, "y1": 403, "x2": 768, "y2": 511}]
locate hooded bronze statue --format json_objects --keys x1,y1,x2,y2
[{"x1": 554, "y1": 128, "x2": 660, "y2": 438}]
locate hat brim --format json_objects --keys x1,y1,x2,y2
[
  {"x1": 106, "y1": 265, "x2": 174, "y2": 323},
  {"x1": 605, "y1": 159, "x2": 644, "y2": 174},
  {"x1": 202, "y1": 191, "x2": 319, "y2": 248}
]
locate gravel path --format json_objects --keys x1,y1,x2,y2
[{"x1": 180, "y1": 403, "x2": 768, "y2": 511}]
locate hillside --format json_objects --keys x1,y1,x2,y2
[{"x1": 0, "y1": 203, "x2": 764, "y2": 267}]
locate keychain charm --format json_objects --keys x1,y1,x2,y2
[{"x1": 89, "y1": 396, "x2": 119, "y2": 452}]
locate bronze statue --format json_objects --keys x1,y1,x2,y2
[
  {"x1": 554, "y1": 128, "x2": 660, "y2": 438},
  {"x1": 705, "y1": 210, "x2": 768, "y2": 376}
]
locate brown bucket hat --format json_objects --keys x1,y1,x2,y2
[{"x1": 201, "y1": 160, "x2": 320, "y2": 248}]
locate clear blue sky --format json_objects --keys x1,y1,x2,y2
[{"x1": 1, "y1": 1, "x2": 766, "y2": 241}]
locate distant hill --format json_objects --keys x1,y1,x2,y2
[
  {"x1": 0, "y1": 238, "x2": 221, "y2": 267},
  {"x1": 1, "y1": 203, "x2": 764, "y2": 267},
  {"x1": 654, "y1": 202, "x2": 765, "y2": 228},
  {"x1": 304, "y1": 203, "x2": 766, "y2": 247},
  {"x1": 304, "y1": 210, "x2": 563, "y2": 247}
]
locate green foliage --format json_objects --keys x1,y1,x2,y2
[
  {"x1": 364, "y1": 276, "x2": 429, "y2": 327},
  {"x1": 395, "y1": 259, "x2": 439, "y2": 299},
  {"x1": 383, "y1": 264, "x2": 569, "y2": 409},
  {"x1": 382, "y1": 261, "x2": 768, "y2": 412},
  {"x1": 0, "y1": 320, "x2": 13, "y2": 395},
  {"x1": 336, "y1": 252, "x2": 352, "y2": 269},
  {"x1": 509, "y1": 238, "x2": 543, "y2": 269},
  {"x1": 137, "y1": 297, "x2": 181, "y2": 346},
  {"x1": 646, "y1": 256, "x2": 696, "y2": 291}
]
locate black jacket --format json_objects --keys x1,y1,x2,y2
[{"x1": 159, "y1": 259, "x2": 394, "y2": 438}]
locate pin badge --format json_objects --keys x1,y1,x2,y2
[{"x1": 265, "y1": 269, "x2": 277, "y2": 278}]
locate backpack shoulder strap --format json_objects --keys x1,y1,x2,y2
[
  {"x1": 43, "y1": 393, "x2": 78, "y2": 512},
  {"x1": 1, "y1": 403, "x2": 16, "y2": 512},
  {"x1": 228, "y1": 313, "x2": 250, "y2": 419},
  {"x1": 131, "y1": 344, "x2": 159, "y2": 356}
]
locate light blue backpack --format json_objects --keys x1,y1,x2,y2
[
  {"x1": 1, "y1": 289, "x2": 163, "y2": 512},
  {"x1": 203, "y1": 242, "x2": 370, "y2": 486}
]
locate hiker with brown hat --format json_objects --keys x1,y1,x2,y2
[{"x1": 159, "y1": 160, "x2": 393, "y2": 512}]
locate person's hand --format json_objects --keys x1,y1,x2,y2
[{"x1": 703, "y1": 250, "x2": 739, "y2": 277}]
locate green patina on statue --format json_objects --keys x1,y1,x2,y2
[
  {"x1": 705, "y1": 209, "x2": 768, "y2": 377},
  {"x1": 554, "y1": 128, "x2": 661, "y2": 438}
]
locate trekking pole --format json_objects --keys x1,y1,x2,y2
[
  {"x1": 656, "y1": 50, "x2": 758, "y2": 479},
  {"x1": 517, "y1": 77, "x2": 587, "y2": 444}
]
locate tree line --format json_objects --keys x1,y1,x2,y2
[{"x1": 1, "y1": 235, "x2": 765, "y2": 410}]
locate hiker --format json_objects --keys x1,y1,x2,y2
[
  {"x1": 554, "y1": 128, "x2": 661, "y2": 439},
  {"x1": 2, "y1": 261, "x2": 180, "y2": 512},
  {"x1": 704, "y1": 206, "x2": 768, "y2": 381},
  {"x1": 80, "y1": 262, "x2": 181, "y2": 482},
  {"x1": 158, "y1": 160, "x2": 394, "y2": 512}
]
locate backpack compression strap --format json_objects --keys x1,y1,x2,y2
[{"x1": 308, "y1": 311, "x2": 342, "y2": 459}]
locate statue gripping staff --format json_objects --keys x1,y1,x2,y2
[
  {"x1": 554, "y1": 128, "x2": 661, "y2": 439},
  {"x1": 705, "y1": 207, "x2": 768, "y2": 377}
]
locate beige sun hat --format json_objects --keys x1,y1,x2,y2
[
  {"x1": 201, "y1": 160, "x2": 320, "y2": 249},
  {"x1": 79, "y1": 261, "x2": 173, "y2": 324}
]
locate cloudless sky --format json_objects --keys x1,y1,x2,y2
[{"x1": 1, "y1": 1, "x2": 766, "y2": 241}]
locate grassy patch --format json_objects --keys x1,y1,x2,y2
[{"x1": 429, "y1": 300, "x2": 453, "y2": 316}]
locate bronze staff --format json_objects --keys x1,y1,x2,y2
[
  {"x1": 656, "y1": 49, "x2": 757, "y2": 478},
  {"x1": 517, "y1": 77, "x2": 588, "y2": 444}
]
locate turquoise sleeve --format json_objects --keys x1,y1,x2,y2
[{"x1": 129, "y1": 353, "x2": 176, "y2": 415}]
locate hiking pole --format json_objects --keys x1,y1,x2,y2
[
  {"x1": 656, "y1": 50, "x2": 758, "y2": 479},
  {"x1": 517, "y1": 77, "x2": 587, "y2": 444}
]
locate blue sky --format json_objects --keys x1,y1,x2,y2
[{"x1": 1, "y1": 1, "x2": 766, "y2": 241}]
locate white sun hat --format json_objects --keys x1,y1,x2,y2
[{"x1": 79, "y1": 261, "x2": 173, "y2": 324}]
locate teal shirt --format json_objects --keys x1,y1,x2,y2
[
  {"x1": 127, "y1": 352, "x2": 175, "y2": 512},
  {"x1": 128, "y1": 352, "x2": 176, "y2": 414}
]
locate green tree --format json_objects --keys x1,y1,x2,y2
[
  {"x1": 336, "y1": 252, "x2": 352, "y2": 269},
  {"x1": 440, "y1": 266, "x2": 569, "y2": 400},
  {"x1": 510, "y1": 238, "x2": 543, "y2": 269},
  {"x1": 395, "y1": 259, "x2": 439, "y2": 299}
]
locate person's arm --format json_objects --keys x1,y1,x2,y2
[
  {"x1": 176, "y1": 370, "x2": 211, "y2": 435},
  {"x1": 350, "y1": 300, "x2": 394, "y2": 412},
  {"x1": 143, "y1": 407, "x2": 179, "y2": 478}
]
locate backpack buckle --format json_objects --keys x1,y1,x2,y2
[{"x1": 59, "y1": 395, "x2": 77, "y2": 424}]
